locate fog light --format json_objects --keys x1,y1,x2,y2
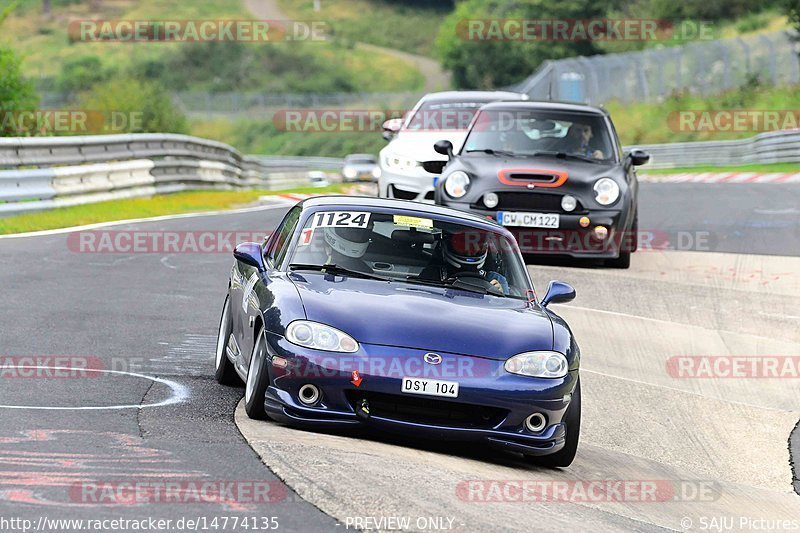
[
  {"x1": 561, "y1": 195, "x2": 577, "y2": 212},
  {"x1": 593, "y1": 225, "x2": 608, "y2": 240},
  {"x1": 298, "y1": 384, "x2": 321, "y2": 405},
  {"x1": 579, "y1": 216, "x2": 590, "y2": 228},
  {"x1": 524, "y1": 413, "x2": 547, "y2": 433},
  {"x1": 483, "y1": 192, "x2": 499, "y2": 209}
]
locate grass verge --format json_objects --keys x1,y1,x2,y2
[{"x1": 0, "y1": 183, "x2": 346, "y2": 235}]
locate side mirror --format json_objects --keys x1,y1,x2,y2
[
  {"x1": 628, "y1": 149, "x2": 650, "y2": 167},
  {"x1": 233, "y1": 242, "x2": 266, "y2": 272},
  {"x1": 382, "y1": 118, "x2": 403, "y2": 141},
  {"x1": 433, "y1": 140, "x2": 454, "y2": 158},
  {"x1": 541, "y1": 281, "x2": 576, "y2": 307}
]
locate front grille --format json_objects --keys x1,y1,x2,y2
[
  {"x1": 475, "y1": 192, "x2": 582, "y2": 212},
  {"x1": 389, "y1": 185, "x2": 417, "y2": 200},
  {"x1": 421, "y1": 161, "x2": 446, "y2": 174},
  {"x1": 346, "y1": 390, "x2": 507, "y2": 429}
]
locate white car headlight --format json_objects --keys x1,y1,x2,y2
[
  {"x1": 371, "y1": 167, "x2": 381, "y2": 178},
  {"x1": 286, "y1": 320, "x2": 359, "y2": 353},
  {"x1": 343, "y1": 167, "x2": 357, "y2": 179},
  {"x1": 384, "y1": 153, "x2": 419, "y2": 172},
  {"x1": 444, "y1": 171, "x2": 470, "y2": 198},
  {"x1": 504, "y1": 351, "x2": 569, "y2": 378},
  {"x1": 593, "y1": 178, "x2": 620, "y2": 206}
]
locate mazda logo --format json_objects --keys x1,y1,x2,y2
[{"x1": 423, "y1": 353, "x2": 442, "y2": 365}]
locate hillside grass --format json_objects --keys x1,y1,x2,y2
[{"x1": 277, "y1": 0, "x2": 451, "y2": 56}]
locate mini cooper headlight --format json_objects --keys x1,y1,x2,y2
[
  {"x1": 504, "y1": 351, "x2": 569, "y2": 378},
  {"x1": 444, "y1": 171, "x2": 470, "y2": 198},
  {"x1": 593, "y1": 178, "x2": 620, "y2": 206},
  {"x1": 286, "y1": 321, "x2": 359, "y2": 353}
]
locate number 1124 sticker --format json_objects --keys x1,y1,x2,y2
[{"x1": 310, "y1": 211, "x2": 371, "y2": 229}]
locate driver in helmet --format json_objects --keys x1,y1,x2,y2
[
  {"x1": 322, "y1": 225, "x2": 373, "y2": 273},
  {"x1": 419, "y1": 230, "x2": 509, "y2": 294}
]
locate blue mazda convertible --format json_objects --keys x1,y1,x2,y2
[{"x1": 215, "y1": 196, "x2": 581, "y2": 467}]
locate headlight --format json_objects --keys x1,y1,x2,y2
[
  {"x1": 343, "y1": 167, "x2": 357, "y2": 179},
  {"x1": 384, "y1": 153, "x2": 418, "y2": 172},
  {"x1": 286, "y1": 320, "x2": 359, "y2": 353},
  {"x1": 593, "y1": 178, "x2": 620, "y2": 205},
  {"x1": 444, "y1": 171, "x2": 470, "y2": 198},
  {"x1": 371, "y1": 167, "x2": 381, "y2": 178},
  {"x1": 504, "y1": 351, "x2": 569, "y2": 378}
]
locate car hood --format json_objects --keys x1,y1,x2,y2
[
  {"x1": 289, "y1": 273, "x2": 554, "y2": 360},
  {"x1": 385, "y1": 131, "x2": 470, "y2": 162},
  {"x1": 458, "y1": 153, "x2": 621, "y2": 185}
]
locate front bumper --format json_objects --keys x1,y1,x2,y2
[
  {"x1": 442, "y1": 200, "x2": 633, "y2": 258},
  {"x1": 378, "y1": 167, "x2": 438, "y2": 203},
  {"x1": 263, "y1": 333, "x2": 578, "y2": 456}
]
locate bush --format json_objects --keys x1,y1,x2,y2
[
  {"x1": 78, "y1": 78, "x2": 188, "y2": 134},
  {"x1": 55, "y1": 56, "x2": 115, "y2": 94},
  {"x1": 0, "y1": 47, "x2": 39, "y2": 136}
]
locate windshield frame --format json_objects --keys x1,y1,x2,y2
[
  {"x1": 278, "y1": 203, "x2": 536, "y2": 300},
  {"x1": 459, "y1": 107, "x2": 621, "y2": 164}
]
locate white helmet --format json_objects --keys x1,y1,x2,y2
[{"x1": 324, "y1": 227, "x2": 370, "y2": 258}]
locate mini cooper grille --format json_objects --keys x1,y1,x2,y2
[
  {"x1": 476, "y1": 192, "x2": 583, "y2": 212},
  {"x1": 421, "y1": 161, "x2": 447, "y2": 174},
  {"x1": 346, "y1": 391, "x2": 508, "y2": 429}
]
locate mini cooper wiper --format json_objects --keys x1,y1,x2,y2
[
  {"x1": 531, "y1": 150, "x2": 603, "y2": 163},
  {"x1": 465, "y1": 148, "x2": 519, "y2": 158},
  {"x1": 288, "y1": 263, "x2": 390, "y2": 282}
]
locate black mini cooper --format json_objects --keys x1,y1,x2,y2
[{"x1": 433, "y1": 102, "x2": 649, "y2": 268}]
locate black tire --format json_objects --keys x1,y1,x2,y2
[
  {"x1": 527, "y1": 379, "x2": 581, "y2": 468},
  {"x1": 606, "y1": 251, "x2": 631, "y2": 269},
  {"x1": 214, "y1": 296, "x2": 240, "y2": 385},
  {"x1": 244, "y1": 327, "x2": 272, "y2": 420}
]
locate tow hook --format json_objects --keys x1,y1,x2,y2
[{"x1": 356, "y1": 398, "x2": 370, "y2": 421}]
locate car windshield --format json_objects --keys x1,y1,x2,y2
[
  {"x1": 287, "y1": 209, "x2": 532, "y2": 299},
  {"x1": 462, "y1": 109, "x2": 616, "y2": 162},
  {"x1": 346, "y1": 157, "x2": 376, "y2": 165},
  {"x1": 404, "y1": 101, "x2": 486, "y2": 131}
]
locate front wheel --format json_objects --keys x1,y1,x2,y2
[
  {"x1": 527, "y1": 379, "x2": 581, "y2": 468},
  {"x1": 214, "y1": 296, "x2": 239, "y2": 385},
  {"x1": 605, "y1": 251, "x2": 631, "y2": 269},
  {"x1": 244, "y1": 327, "x2": 272, "y2": 420}
]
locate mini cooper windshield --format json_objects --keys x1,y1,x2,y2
[
  {"x1": 463, "y1": 109, "x2": 616, "y2": 162},
  {"x1": 288, "y1": 210, "x2": 532, "y2": 298}
]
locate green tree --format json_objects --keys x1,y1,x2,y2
[
  {"x1": 435, "y1": 0, "x2": 608, "y2": 89},
  {"x1": 78, "y1": 78, "x2": 188, "y2": 134},
  {"x1": 0, "y1": 48, "x2": 40, "y2": 135}
]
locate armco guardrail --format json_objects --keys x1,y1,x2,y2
[
  {"x1": 629, "y1": 129, "x2": 800, "y2": 169},
  {"x1": 0, "y1": 134, "x2": 342, "y2": 215}
]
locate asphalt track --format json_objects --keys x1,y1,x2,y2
[{"x1": 0, "y1": 183, "x2": 798, "y2": 532}]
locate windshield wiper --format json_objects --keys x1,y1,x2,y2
[
  {"x1": 403, "y1": 276, "x2": 493, "y2": 296},
  {"x1": 531, "y1": 150, "x2": 603, "y2": 163},
  {"x1": 465, "y1": 148, "x2": 518, "y2": 158},
  {"x1": 288, "y1": 263, "x2": 390, "y2": 282}
]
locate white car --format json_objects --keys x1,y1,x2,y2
[{"x1": 378, "y1": 91, "x2": 527, "y2": 202}]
